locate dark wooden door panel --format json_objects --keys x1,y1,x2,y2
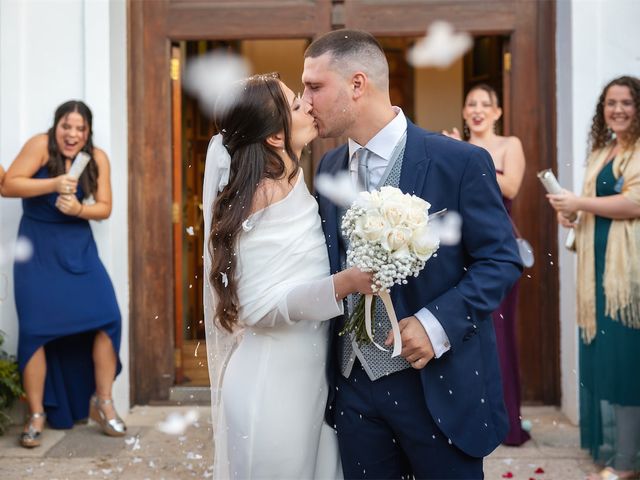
[
  {"x1": 130, "y1": 0, "x2": 558, "y2": 405},
  {"x1": 344, "y1": 0, "x2": 514, "y2": 35},
  {"x1": 342, "y1": 0, "x2": 559, "y2": 405},
  {"x1": 129, "y1": 0, "x2": 332, "y2": 404},
  {"x1": 167, "y1": 0, "x2": 331, "y2": 39}
]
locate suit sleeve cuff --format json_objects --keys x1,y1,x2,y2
[{"x1": 414, "y1": 308, "x2": 451, "y2": 358}]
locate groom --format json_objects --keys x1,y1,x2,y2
[{"x1": 304, "y1": 30, "x2": 522, "y2": 479}]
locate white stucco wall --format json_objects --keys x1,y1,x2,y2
[
  {"x1": 0, "y1": 0, "x2": 129, "y2": 414},
  {"x1": 556, "y1": 0, "x2": 640, "y2": 424}
]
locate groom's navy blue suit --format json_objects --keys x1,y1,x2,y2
[{"x1": 316, "y1": 121, "x2": 522, "y2": 476}]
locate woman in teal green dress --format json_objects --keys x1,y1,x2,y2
[{"x1": 548, "y1": 76, "x2": 640, "y2": 480}]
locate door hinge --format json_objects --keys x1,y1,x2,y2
[
  {"x1": 170, "y1": 57, "x2": 180, "y2": 81},
  {"x1": 503, "y1": 52, "x2": 512, "y2": 73},
  {"x1": 172, "y1": 202, "x2": 180, "y2": 224}
]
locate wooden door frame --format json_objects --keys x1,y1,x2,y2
[
  {"x1": 129, "y1": 0, "x2": 558, "y2": 405},
  {"x1": 128, "y1": 0, "x2": 332, "y2": 404},
  {"x1": 343, "y1": 0, "x2": 559, "y2": 404}
]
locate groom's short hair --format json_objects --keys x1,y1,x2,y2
[{"x1": 305, "y1": 29, "x2": 389, "y2": 91}]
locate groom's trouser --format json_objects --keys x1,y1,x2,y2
[{"x1": 335, "y1": 361, "x2": 483, "y2": 480}]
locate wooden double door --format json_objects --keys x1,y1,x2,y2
[{"x1": 129, "y1": 0, "x2": 559, "y2": 406}]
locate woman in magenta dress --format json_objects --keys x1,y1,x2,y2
[
  {"x1": 444, "y1": 84, "x2": 529, "y2": 445},
  {"x1": 1, "y1": 100, "x2": 125, "y2": 448}
]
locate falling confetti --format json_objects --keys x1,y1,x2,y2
[
  {"x1": 0, "y1": 236, "x2": 34, "y2": 264},
  {"x1": 220, "y1": 272, "x2": 228, "y2": 287},
  {"x1": 186, "y1": 226, "x2": 195, "y2": 236},
  {"x1": 431, "y1": 211, "x2": 462, "y2": 246},
  {"x1": 315, "y1": 171, "x2": 358, "y2": 208},
  {"x1": 183, "y1": 51, "x2": 250, "y2": 116},
  {"x1": 407, "y1": 21, "x2": 472, "y2": 68},
  {"x1": 14, "y1": 236, "x2": 34, "y2": 262}
]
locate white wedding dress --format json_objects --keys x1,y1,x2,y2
[{"x1": 204, "y1": 168, "x2": 344, "y2": 480}]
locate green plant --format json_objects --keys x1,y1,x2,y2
[{"x1": 0, "y1": 330, "x2": 24, "y2": 434}]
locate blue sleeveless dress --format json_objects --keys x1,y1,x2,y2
[{"x1": 15, "y1": 165, "x2": 121, "y2": 429}]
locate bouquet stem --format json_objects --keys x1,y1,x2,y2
[{"x1": 339, "y1": 295, "x2": 376, "y2": 345}]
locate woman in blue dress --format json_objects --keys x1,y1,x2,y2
[{"x1": 1, "y1": 100, "x2": 125, "y2": 447}]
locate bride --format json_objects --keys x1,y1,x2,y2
[{"x1": 203, "y1": 73, "x2": 372, "y2": 479}]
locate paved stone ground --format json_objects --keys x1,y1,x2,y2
[{"x1": 0, "y1": 405, "x2": 596, "y2": 479}]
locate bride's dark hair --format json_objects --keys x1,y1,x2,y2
[{"x1": 209, "y1": 73, "x2": 299, "y2": 333}]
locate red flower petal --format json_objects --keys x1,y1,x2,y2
[
  {"x1": 535, "y1": 467, "x2": 545, "y2": 474},
  {"x1": 502, "y1": 473, "x2": 514, "y2": 478}
]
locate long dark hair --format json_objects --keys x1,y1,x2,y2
[
  {"x1": 209, "y1": 74, "x2": 298, "y2": 332},
  {"x1": 46, "y1": 100, "x2": 98, "y2": 195},
  {"x1": 589, "y1": 76, "x2": 640, "y2": 152}
]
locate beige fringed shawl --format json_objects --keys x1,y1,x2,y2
[{"x1": 575, "y1": 140, "x2": 640, "y2": 343}]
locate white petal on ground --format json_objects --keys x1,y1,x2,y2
[
  {"x1": 156, "y1": 409, "x2": 200, "y2": 435},
  {"x1": 315, "y1": 171, "x2": 358, "y2": 207},
  {"x1": 183, "y1": 51, "x2": 251, "y2": 115},
  {"x1": 407, "y1": 21, "x2": 472, "y2": 68}
]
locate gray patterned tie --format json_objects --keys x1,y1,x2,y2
[
  {"x1": 356, "y1": 148, "x2": 370, "y2": 192},
  {"x1": 340, "y1": 139, "x2": 411, "y2": 380}
]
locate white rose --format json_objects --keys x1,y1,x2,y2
[
  {"x1": 381, "y1": 199, "x2": 408, "y2": 227},
  {"x1": 379, "y1": 186, "x2": 406, "y2": 202},
  {"x1": 411, "y1": 226, "x2": 440, "y2": 261},
  {"x1": 356, "y1": 190, "x2": 383, "y2": 210},
  {"x1": 405, "y1": 205, "x2": 428, "y2": 228},
  {"x1": 391, "y1": 245, "x2": 412, "y2": 259},
  {"x1": 355, "y1": 212, "x2": 388, "y2": 242},
  {"x1": 382, "y1": 226, "x2": 412, "y2": 252}
]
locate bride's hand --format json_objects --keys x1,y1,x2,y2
[
  {"x1": 349, "y1": 267, "x2": 375, "y2": 295},
  {"x1": 332, "y1": 267, "x2": 375, "y2": 300}
]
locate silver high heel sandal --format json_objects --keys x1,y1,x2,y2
[
  {"x1": 20, "y1": 412, "x2": 46, "y2": 448},
  {"x1": 89, "y1": 395, "x2": 127, "y2": 437}
]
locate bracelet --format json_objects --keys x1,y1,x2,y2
[{"x1": 76, "y1": 204, "x2": 84, "y2": 217}]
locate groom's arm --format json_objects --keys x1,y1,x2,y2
[
  {"x1": 424, "y1": 147, "x2": 522, "y2": 352},
  {"x1": 394, "y1": 146, "x2": 521, "y2": 366}
]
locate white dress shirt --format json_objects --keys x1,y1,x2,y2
[{"x1": 347, "y1": 107, "x2": 451, "y2": 358}]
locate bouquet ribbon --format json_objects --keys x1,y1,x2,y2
[{"x1": 364, "y1": 291, "x2": 402, "y2": 357}]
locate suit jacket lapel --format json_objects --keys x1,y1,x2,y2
[
  {"x1": 396, "y1": 121, "x2": 430, "y2": 306},
  {"x1": 399, "y1": 121, "x2": 430, "y2": 196},
  {"x1": 318, "y1": 147, "x2": 349, "y2": 274}
]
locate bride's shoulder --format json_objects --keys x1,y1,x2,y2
[{"x1": 250, "y1": 177, "x2": 290, "y2": 215}]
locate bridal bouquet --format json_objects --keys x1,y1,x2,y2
[{"x1": 340, "y1": 186, "x2": 440, "y2": 356}]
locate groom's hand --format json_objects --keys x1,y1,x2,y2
[{"x1": 385, "y1": 316, "x2": 435, "y2": 369}]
